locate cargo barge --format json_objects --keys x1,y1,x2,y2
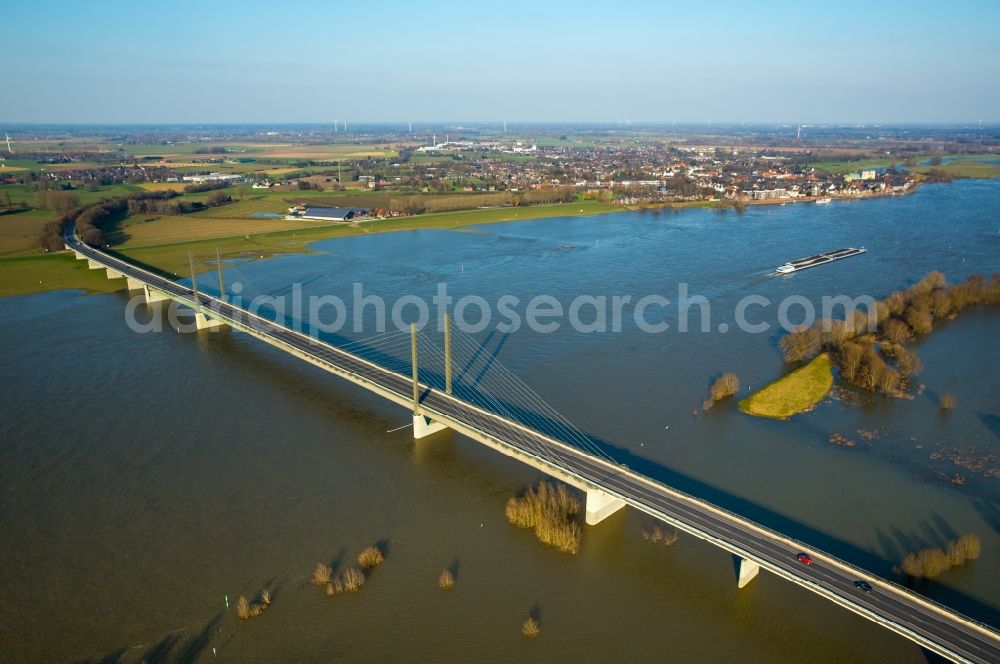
[{"x1": 776, "y1": 247, "x2": 866, "y2": 273}]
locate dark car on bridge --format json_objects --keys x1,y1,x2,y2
[{"x1": 854, "y1": 580, "x2": 874, "y2": 593}]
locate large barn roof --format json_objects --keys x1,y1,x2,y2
[{"x1": 302, "y1": 207, "x2": 367, "y2": 219}]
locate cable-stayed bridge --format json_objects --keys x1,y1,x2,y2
[{"x1": 66, "y1": 227, "x2": 1000, "y2": 664}]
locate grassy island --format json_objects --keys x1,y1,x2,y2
[{"x1": 739, "y1": 353, "x2": 833, "y2": 420}]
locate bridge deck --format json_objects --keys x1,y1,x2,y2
[{"x1": 66, "y1": 230, "x2": 1000, "y2": 664}]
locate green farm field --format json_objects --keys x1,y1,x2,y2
[{"x1": 0, "y1": 253, "x2": 121, "y2": 298}]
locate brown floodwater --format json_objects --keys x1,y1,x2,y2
[{"x1": 0, "y1": 180, "x2": 998, "y2": 663}]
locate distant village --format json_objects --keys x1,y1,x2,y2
[{"x1": 1, "y1": 138, "x2": 919, "y2": 215}]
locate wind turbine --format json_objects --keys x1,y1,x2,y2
[
  {"x1": 408, "y1": 120, "x2": 413, "y2": 133},
  {"x1": 4, "y1": 132, "x2": 11, "y2": 153}
]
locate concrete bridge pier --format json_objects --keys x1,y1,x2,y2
[
  {"x1": 142, "y1": 285, "x2": 169, "y2": 304},
  {"x1": 87, "y1": 259, "x2": 104, "y2": 270},
  {"x1": 413, "y1": 414, "x2": 448, "y2": 438},
  {"x1": 585, "y1": 488, "x2": 626, "y2": 525},
  {"x1": 737, "y1": 557, "x2": 760, "y2": 588},
  {"x1": 194, "y1": 312, "x2": 226, "y2": 330},
  {"x1": 106, "y1": 267, "x2": 125, "y2": 280},
  {"x1": 125, "y1": 277, "x2": 144, "y2": 291}
]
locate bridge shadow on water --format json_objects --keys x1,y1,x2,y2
[
  {"x1": 552, "y1": 428, "x2": 1000, "y2": 629},
  {"x1": 611, "y1": 445, "x2": 1000, "y2": 628},
  {"x1": 80, "y1": 612, "x2": 222, "y2": 664},
  {"x1": 624, "y1": 444, "x2": 999, "y2": 629},
  {"x1": 99, "y1": 273, "x2": 1000, "y2": 633},
  {"x1": 402, "y1": 345, "x2": 1000, "y2": 631},
  {"x1": 281, "y1": 326, "x2": 1000, "y2": 630},
  {"x1": 406, "y1": 333, "x2": 1000, "y2": 632},
  {"x1": 409, "y1": 376, "x2": 1000, "y2": 630}
]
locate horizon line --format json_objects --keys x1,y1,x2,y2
[{"x1": 1, "y1": 120, "x2": 998, "y2": 128}]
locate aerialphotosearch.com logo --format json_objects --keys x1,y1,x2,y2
[{"x1": 124, "y1": 281, "x2": 879, "y2": 338}]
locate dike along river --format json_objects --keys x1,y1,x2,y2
[{"x1": 0, "y1": 180, "x2": 998, "y2": 662}]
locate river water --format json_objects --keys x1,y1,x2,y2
[{"x1": 1, "y1": 181, "x2": 998, "y2": 663}]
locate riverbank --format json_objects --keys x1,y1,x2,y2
[
  {"x1": 118, "y1": 200, "x2": 625, "y2": 278},
  {"x1": 6, "y1": 197, "x2": 719, "y2": 295},
  {"x1": 0, "y1": 175, "x2": 980, "y2": 298},
  {"x1": 0, "y1": 202, "x2": 620, "y2": 296},
  {"x1": 741, "y1": 185, "x2": 920, "y2": 208}
]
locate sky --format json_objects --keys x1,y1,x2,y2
[{"x1": 5, "y1": 0, "x2": 1000, "y2": 124}]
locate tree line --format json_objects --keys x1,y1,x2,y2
[
  {"x1": 35, "y1": 189, "x2": 81, "y2": 213},
  {"x1": 182, "y1": 180, "x2": 232, "y2": 193},
  {"x1": 292, "y1": 187, "x2": 577, "y2": 217},
  {"x1": 0, "y1": 190, "x2": 28, "y2": 214},
  {"x1": 779, "y1": 271, "x2": 1000, "y2": 394},
  {"x1": 38, "y1": 190, "x2": 187, "y2": 251},
  {"x1": 40, "y1": 198, "x2": 131, "y2": 251},
  {"x1": 126, "y1": 190, "x2": 231, "y2": 215}
]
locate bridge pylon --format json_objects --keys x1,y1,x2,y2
[
  {"x1": 189, "y1": 252, "x2": 199, "y2": 303},
  {"x1": 411, "y1": 322, "x2": 447, "y2": 438},
  {"x1": 187, "y1": 251, "x2": 224, "y2": 330},
  {"x1": 216, "y1": 248, "x2": 225, "y2": 299},
  {"x1": 444, "y1": 313, "x2": 452, "y2": 395}
]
